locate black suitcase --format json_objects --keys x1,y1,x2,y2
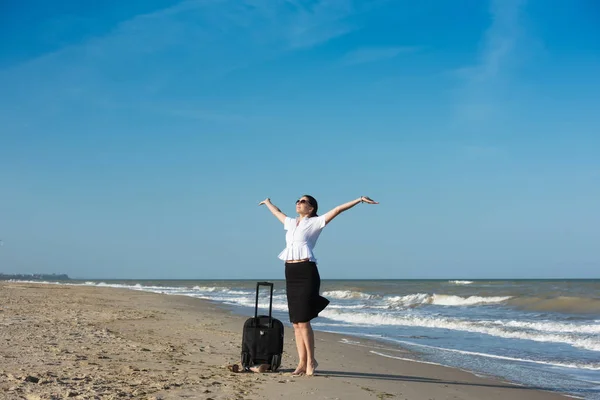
[{"x1": 241, "y1": 282, "x2": 284, "y2": 371}]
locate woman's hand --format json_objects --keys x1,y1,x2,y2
[
  {"x1": 360, "y1": 196, "x2": 379, "y2": 204},
  {"x1": 259, "y1": 198, "x2": 286, "y2": 223}
]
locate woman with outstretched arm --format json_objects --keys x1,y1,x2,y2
[{"x1": 259, "y1": 195, "x2": 378, "y2": 376}]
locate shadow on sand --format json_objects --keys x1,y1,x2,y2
[{"x1": 287, "y1": 370, "x2": 599, "y2": 396}]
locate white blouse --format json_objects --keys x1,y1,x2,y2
[{"x1": 277, "y1": 216, "x2": 327, "y2": 262}]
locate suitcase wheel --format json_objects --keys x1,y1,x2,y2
[{"x1": 270, "y1": 354, "x2": 281, "y2": 372}]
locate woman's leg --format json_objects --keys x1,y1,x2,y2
[
  {"x1": 297, "y1": 321, "x2": 318, "y2": 375},
  {"x1": 292, "y1": 323, "x2": 307, "y2": 374}
]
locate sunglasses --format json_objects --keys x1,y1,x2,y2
[{"x1": 296, "y1": 199, "x2": 309, "y2": 205}]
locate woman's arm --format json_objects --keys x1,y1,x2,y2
[
  {"x1": 258, "y1": 198, "x2": 287, "y2": 224},
  {"x1": 323, "y1": 196, "x2": 378, "y2": 225}
]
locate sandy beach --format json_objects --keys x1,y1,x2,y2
[{"x1": 0, "y1": 282, "x2": 569, "y2": 400}]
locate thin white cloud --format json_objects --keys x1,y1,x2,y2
[
  {"x1": 467, "y1": 0, "x2": 525, "y2": 82},
  {"x1": 284, "y1": 0, "x2": 358, "y2": 48},
  {"x1": 341, "y1": 46, "x2": 420, "y2": 66},
  {"x1": 455, "y1": 0, "x2": 528, "y2": 123},
  {"x1": 0, "y1": 0, "x2": 362, "y2": 123},
  {"x1": 3, "y1": 0, "x2": 359, "y2": 72}
]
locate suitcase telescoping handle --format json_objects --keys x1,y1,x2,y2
[{"x1": 254, "y1": 282, "x2": 274, "y2": 321}]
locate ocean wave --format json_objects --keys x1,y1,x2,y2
[
  {"x1": 88, "y1": 282, "x2": 189, "y2": 292},
  {"x1": 432, "y1": 294, "x2": 511, "y2": 306},
  {"x1": 386, "y1": 293, "x2": 430, "y2": 307},
  {"x1": 487, "y1": 320, "x2": 600, "y2": 335},
  {"x1": 507, "y1": 296, "x2": 600, "y2": 314},
  {"x1": 192, "y1": 286, "x2": 220, "y2": 292},
  {"x1": 190, "y1": 286, "x2": 250, "y2": 295},
  {"x1": 326, "y1": 304, "x2": 369, "y2": 309},
  {"x1": 385, "y1": 293, "x2": 511, "y2": 308},
  {"x1": 219, "y1": 297, "x2": 289, "y2": 313},
  {"x1": 322, "y1": 290, "x2": 378, "y2": 300},
  {"x1": 79, "y1": 282, "x2": 252, "y2": 296},
  {"x1": 448, "y1": 280, "x2": 474, "y2": 285},
  {"x1": 319, "y1": 310, "x2": 600, "y2": 352}
]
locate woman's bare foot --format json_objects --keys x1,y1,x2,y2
[
  {"x1": 291, "y1": 364, "x2": 306, "y2": 376},
  {"x1": 306, "y1": 360, "x2": 318, "y2": 376}
]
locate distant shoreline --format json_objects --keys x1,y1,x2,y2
[{"x1": 0, "y1": 273, "x2": 70, "y2": 281}]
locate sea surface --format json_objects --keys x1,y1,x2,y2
[{"x1": 18, "y1": 279, "x2": 600, "y2": 399}]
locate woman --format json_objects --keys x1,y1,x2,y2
[{"x1": 259, "y1": 195, "x2": 378, "y2": 376}]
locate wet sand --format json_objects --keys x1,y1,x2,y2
[{"x1": 0, "y1": 282, "x2": 568, "y2": 399}]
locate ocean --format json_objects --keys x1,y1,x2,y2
[{"x1": 20, "y1": 278, "x2": 600, "y2": 399}]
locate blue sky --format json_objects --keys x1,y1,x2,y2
[{"x1": 1, "y1": 0, "x2": 599, "y2": 279}]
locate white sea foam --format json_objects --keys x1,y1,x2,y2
[
  {"x1": 8, "y1": 279, "x2": 56, "y2": 285},
  {"x1": 319, "y1": 310, "x2": 600, "y2": 352},
  {"x1": 189, "y1": 286, "x2": 249, "y2": 295},
  {"x1": 386, "y1": 293, "x2": 431, "y2": 307},
  {"x1": 193, "y1": 286, "x2": 220, "y2": 292},
  {"x1": 431, "y1": 294, "x2": 512, "y2": 306},
  {"x1": 384, "y1": 293, "x2": 511, "y2": 308},
  {"x1": 322, "y1": 290, "x2": 377, "y2": 300},
  {"x1": 220, "y1": 296, "x2": 289, "y2": 312},
  {"x1": 449, "y1": 280, "x2": 474, "y2": 285},
  {"x1": 487, "y1": 320, "x2": 600, "y2": 335},
  {"x1": 339, "y1": 338, "x2": 362, "y2": 345},
  {"x1": 325, "y1": 303, "x2": 369, "y2": 310},
  {"x1": 90, "y1": 282, "x2": 183, "y2": 292}
]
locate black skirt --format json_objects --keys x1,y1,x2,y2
[{"x1": 285, "y1": 261, "x2": 330, "y2": 323}]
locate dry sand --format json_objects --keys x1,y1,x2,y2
[{"x1": 0, "y1": 282, "x2": 568, "y2": 399}]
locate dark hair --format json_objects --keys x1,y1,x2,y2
[{"x1": 303, "y1": 194, "x2": 318, "y2": 217}]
